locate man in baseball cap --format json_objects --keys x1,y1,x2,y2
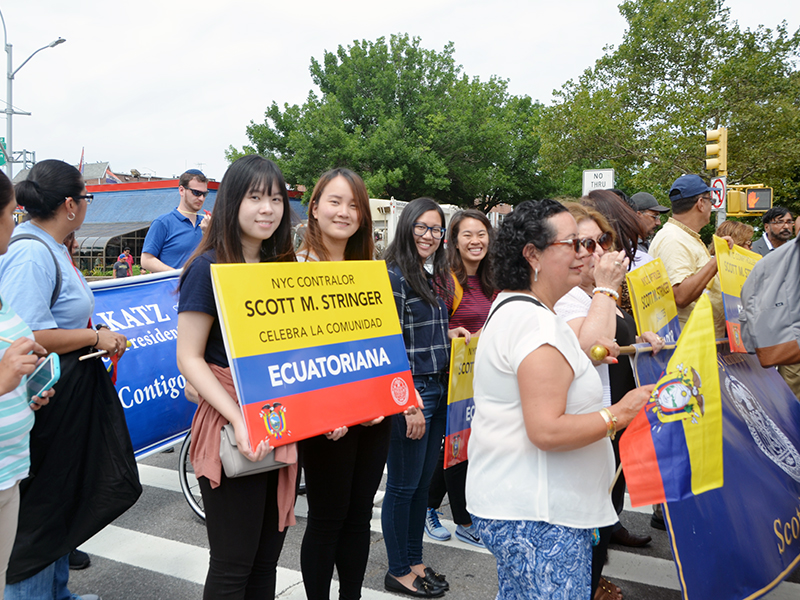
[
  {"x1": 649, "y1": 175, "x2": 729, "y2": 339},
  {"x1": 631, "y1": 191, "x2": 670, "y2": 252}
]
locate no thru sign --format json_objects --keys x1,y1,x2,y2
[{"x1": 582, "y1": 169, "x2": 615, "y2": 196}]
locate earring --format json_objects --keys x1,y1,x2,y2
[
  {"x1": 67, "y1": 213, "x2": 75, "y2": 221},
  {"x1": 534, "y1": 268, "x2": 539, "y2": 283}
]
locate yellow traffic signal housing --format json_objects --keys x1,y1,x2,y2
[
  {"x1": 725, "y1": 185, "x2": 772, "y2": 217},
  {"x1": 726, "y1": 190, "x2": 743, "y2": 213},
  {"x1": 706, "y1": 127, "x2": 728, "y2": 175}
]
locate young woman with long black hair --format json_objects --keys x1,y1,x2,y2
[
  {"x1": 176, "y1": 155, "x2": 298, "y2": 600},
  {"x1": 425, "y1": 209, "x2": 496, "y2": 549},
  {"x1": 296, "y1": 168, "x2": 391, "y2": 600},
  {"x1": 381, "y1": 198, "x2": 468, "y2": 598}
]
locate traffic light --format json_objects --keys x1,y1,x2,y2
[
  {"x1": 745, "y1": 188, "x2": 772, "y2": 212},
  {"x1": 705, "y1": 127, "x2": 728, "y2": 175}
]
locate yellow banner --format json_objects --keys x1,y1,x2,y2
[
  {"x1": 625, "y1": 258, "x2": 680, "y2": 343},
  {"x1": 713, "y1": 235, "x2": 761, "y2": 352},
  {"x1": 448, "y1": 337, "x2": 478, "y2": 405},
  {"x1": 445, "y1": 336, "x2": 479, "y2": 468},
  {"x1": 210, "y1": 260, "x2": 401, "y2": 358}
]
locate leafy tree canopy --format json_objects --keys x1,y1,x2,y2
[
  {"x1": 539, "y1": 0, "x2": 800, "y2": 215},
  {"x1": 227, "y1": 34, "x2": 555, "y2": 209}
]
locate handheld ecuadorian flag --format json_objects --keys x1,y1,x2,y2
[{"x1": 620, "y1": 294, "x2": 723, "y2": 507}]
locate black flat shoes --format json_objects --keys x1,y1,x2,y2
[
  {"x1": 384, "y1": 573, "x2": 445, "y2": 598},
  {"x1": 423, "y1": 567, "x2": 449, "y2": 592}
]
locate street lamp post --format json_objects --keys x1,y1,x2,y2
[{"x1": 0, "y1": 9, "x2": 65, "y2": 179}]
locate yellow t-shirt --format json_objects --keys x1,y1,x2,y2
[{"x1": 649, "y1": 218, "x2": 725, "y2": 339}]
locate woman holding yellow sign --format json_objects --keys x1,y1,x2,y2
[
  {"x1": 176, "y1": 155, "x2": 298, "y2": 600},
  {"x1": 555, "y1": 202, "x2": 664, "y2": 600},
  {"x1": 295, "y1": 168, "x2": 392, "y2": 600},
  {"x1": 381, "y1": 198, "x2": 470, "y2": 598}
]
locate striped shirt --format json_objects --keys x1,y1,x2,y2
[
  {"x1": 0, "y1": 295, "x2": 36, "y2": 490},
  {"x1": 387, "y1": 263, "x2": 450, "y2": 376}
]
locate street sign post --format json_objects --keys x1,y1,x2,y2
[{"x1": 582, "y1": 169, "x2": 615, "y2": 196}]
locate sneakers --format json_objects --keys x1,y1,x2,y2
[
  {"x1": 424, "y1": 508, "x2": 451, "y2": 541},
  {"x1": 455, "y1": 524, "x2": 485, "y2": 549}
]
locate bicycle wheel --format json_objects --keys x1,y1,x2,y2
[{"x1": 178, "y1": 433, "x2": 205, "y2": 521}]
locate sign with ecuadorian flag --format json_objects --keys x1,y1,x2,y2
[
  {"x1": 713, "y1": 234, "x2": 761, "y2": 353},
  {"x1": 445, "y1": 337, "x2": 478, "y2": 468},
  {"x1": 210, "y1": 260, "x2": 416, "y2": 449},
  {"x1": 626, "y1": 343, "x2": 800, "y2": 600},
  {"x1": 625, "y1": 258, "x2": 680, "y2": 344},
  {"x1": 620, "y1": 294, "x2": 723, "y2": 507}
]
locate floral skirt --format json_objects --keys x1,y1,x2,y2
[{"x1": 473, "y1": 517, "x2": 591, "y2": 600}]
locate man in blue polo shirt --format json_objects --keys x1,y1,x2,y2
[{"x1": 141, "y1": 169, "x2": 209, "y2": 272}]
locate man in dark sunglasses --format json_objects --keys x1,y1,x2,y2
[{"x1": 142, "y1": 169, "x2": 211, "y2": 273}]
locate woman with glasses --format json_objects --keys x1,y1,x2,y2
[
  {"x1": 466, "y1": 199, "x2": 653, "y2": 600},
  {"x1": 425, "y1": 209, "x2": 497, "y2": 549},
  {"x1": 0, "y1": 159, "x2": 128, "y2": 600},
  {"x1": 555, "y1": 202, "x2": 664, "y2": 600},
  {"x1": 295, "y1": 168, "x2": 391, "y2": 600},
  {"x1": 381, "y1": 198, "x2": 469, "y2": 598}
]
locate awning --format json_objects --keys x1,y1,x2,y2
[{"x1": 75, "y1": 222, "x2": 151, "y2": 253}]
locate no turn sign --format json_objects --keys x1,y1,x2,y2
[{"x1": 711, "y1": 176, "x2": 726, "y2": 211}]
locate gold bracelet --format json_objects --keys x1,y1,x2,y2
[{"x1": 599, "y1": 407, "x2": 618, "y2": 440}]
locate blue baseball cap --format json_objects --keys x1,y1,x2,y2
[{"x1": 668, "y1": 175, "x2": 721, "y2": 202}]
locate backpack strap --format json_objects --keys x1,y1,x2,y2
[
  {"x1": 9, "y1": 234, "x2": 62, "y2": 309},
  {"x1": 450, "y1": 272, "x2": 464, "y2": 316},
  {"x1": 484, "y1": 294, "x2": 546, "y2": 328}
]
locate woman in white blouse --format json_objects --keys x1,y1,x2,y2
[{"x1": 466, "y1": 199, "x2": 653, "y2": 600}]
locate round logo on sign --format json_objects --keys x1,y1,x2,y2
[{"x1": 390, "y1": 377, "x2": 409, "y2": 406}]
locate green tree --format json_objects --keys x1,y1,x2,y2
[
  {"x1": 539, "y1": 0, "x2": 800, "y2": 215},
  {"x1": 227, "y1": 34, "x2": 555, "y2": 209}
]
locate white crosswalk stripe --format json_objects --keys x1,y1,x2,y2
[{"x1": 79, "y1": 464, "x2": 799, "y2": 599}]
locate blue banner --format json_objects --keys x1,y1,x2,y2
[
  {"x1": 630, "y1": 346, "x2": 800, "y2": 599},
  {"x1": 90, "y1": 273, "x2": 195, "y2": 456}
]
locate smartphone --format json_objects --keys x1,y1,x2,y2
[{"x1": 26, "y1": 353, "x2": 60, "y2": 403}]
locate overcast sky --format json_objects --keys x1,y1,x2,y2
[{"x1": 2, "y1": 0, "x2": 797, "y2": 181}]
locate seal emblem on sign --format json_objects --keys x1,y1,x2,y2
[
  {"x1": 451, "y1": 434, "x2": 462, "y2": 460},
  {"x1": 391, "y1": 377, "x2": 409, "y2": 406},
  {"x1": 260, "y1": 402, "x2": 290, "y2": 439},
  {"x1": 647, "y1": 363, "x2": 705, "y2": 431},
  {"x1": 725, "y1": 373, "x2": 800, "y2": 482}
]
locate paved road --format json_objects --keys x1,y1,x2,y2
[{"x1": 67, "y1": 446, "x2": 800, "y2": 599}]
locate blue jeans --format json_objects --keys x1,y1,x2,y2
[
  {"x1": 381, "y1": 373, "x2": 447, "y2": 577},
  {"x1": 4, "y1": 554, "x2": 79, "y2": 600}
]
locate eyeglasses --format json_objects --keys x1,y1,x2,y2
[
  {"x1": 185, "y1": 187, "x2": 209, "y2": 198},
  {"x1": 769, "y1": 219, "x2": 793, "y2": 227},
  {"x1": 76, "y1": 194, "x2": 93, "y2": 205},
  {"x1": 579, "y1": 232, "x2": 614, "y2": 253},
  {"x1": 413, "y1": 223, "x2": 446, "y2": 239},
  {"x1": 549, "y1": 239, "x2": 581, "y2": 252}
]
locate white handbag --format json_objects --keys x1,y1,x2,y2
[{"x1": 219, "y1": 424, "x2": 291, "y2": 478}]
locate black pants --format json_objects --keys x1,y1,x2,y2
[
  {"x1": 427, "y1": 444, "x2": 471, "y2": 525},
  {"x1": 300, "y1": 419, "x2": 391, "y2": 600},
  {"x1": 591, "y1": 434, "x2": 625, "y2": 596},
  {"x1": 199, "y1": 469, "x2": 286, "y2": 600}
]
